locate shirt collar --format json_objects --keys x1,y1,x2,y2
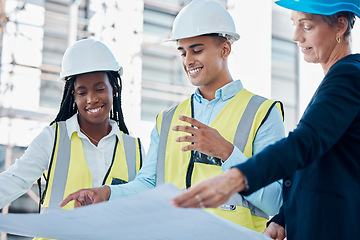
[
  {"x1": 193, "y1": 80, "x2": 244, "y2": 103},
  {"x1": 65, "y1": 113, "x2": 122, "y2": 144}
]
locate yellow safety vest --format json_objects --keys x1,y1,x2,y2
[
  {"x1": 34, "y1": 121, "x2": 142, "y2": 240},
  {"x1": 156, "y1": 88, "x2": 283, "y2": 232}
]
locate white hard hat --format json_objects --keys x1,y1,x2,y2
[
  {"x1": 60, "y1": 39, "x2": 123, "y2": 79},
  {"x1": 168, "y1": 0, "x2": 240, "y2": 43}
]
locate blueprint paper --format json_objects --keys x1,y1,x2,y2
[{"x1": 0, "y1": 184, "x2": 270, "y2": 240}]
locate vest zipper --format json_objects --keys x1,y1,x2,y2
[
  {"x1": 185, "y1": 94, "x2": 195, "y2": 188},
  {"x1": 102, "y1": 137, "x2": 118, "y2": 185}
]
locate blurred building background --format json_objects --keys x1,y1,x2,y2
[{"x1": 0, "y1": 0, "x2": 359, "y2": 239}]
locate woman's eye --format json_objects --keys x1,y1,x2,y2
[
  {"x1": 96, "y1": 88, "x2": 105, "y2": 92},
  {"x1": 77, "y1": 91, "x2": 86, "y2": 96},
  {"x1": 303, "y1": 24, "x2": 312, "y2": 31},
  {"x1": 194, "y1": 49, "x2": 202, "y2": 54}
]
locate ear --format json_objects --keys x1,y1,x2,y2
[
  {"x1": 221, "y1": 40, "x2": 231, "y2": 58},
  {"x1": 336, "y1": 16, "x2": 348, "y2": 38}
]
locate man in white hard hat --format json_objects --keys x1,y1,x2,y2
[{"x1": 60, "y1": 0, "x2": 284, "y2": 233}]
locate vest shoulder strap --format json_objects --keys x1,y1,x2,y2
[
  {"x1": 43, "y1": 121, "x2": 70, "y2": 212},
  {"x1": 233, "y1": 94, "x2": 267, "y2": 152},
  {"x1": 122, "y1": 134, "x2": 139, "y2": 182},
  {"x1": 156, "y1": 104, "x2": 179, "y2": 186}
]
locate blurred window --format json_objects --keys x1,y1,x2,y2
[{"x1": 271, "y1": 37, "x2": 299, "y2": 133}]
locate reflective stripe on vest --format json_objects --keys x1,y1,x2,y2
[
  {"x1": 43, "y1": 121, "x2": 141, "y2": 211},
  {"x1": 233, "y1": 94, "x2": 267, "y2": 152},
  {"x1": 45, "y1": 121, "x2": 70, "y2": 212},
  {"x1": 156, "y1": 105, "x2": 178, "y2": 185},
  {"x1": 122, "y1": 134, "x2": 137, "y2": 181}
]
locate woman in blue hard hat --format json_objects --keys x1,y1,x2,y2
[
  {"x1": 172, "y1": 0, "x2": 360, "y2": 239},
  {"x1": 0, "y1": 39, "x2": 143, "y2": 239}
]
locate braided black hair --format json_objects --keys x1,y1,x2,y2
[{"x1": 51, "y1": 71, "x2": 129, "y2": 134}]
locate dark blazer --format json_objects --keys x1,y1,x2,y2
[{"x1": 236, "y1": 54, "x2": 360, "y2": 240}]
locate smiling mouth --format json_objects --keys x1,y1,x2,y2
[
  {"x1": 301, "y1": 47, "x2": 312, "y2": 51},
  {"x1": 188, "y1": 67, "x2": 202, "y2": 76},
  {"x1": 86, "y1": 106, "x2": 103, "y2": 113}
]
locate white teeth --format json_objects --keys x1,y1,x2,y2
[
  {"x1": 188, "y1": 68, "x2": 201, "y2": 75},
  {"x1": 88, "y1": 107, "x2": 101, "y2": 113}
]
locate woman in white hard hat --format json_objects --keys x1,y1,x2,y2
[
  {"x1": 172, "y1": 0, "x2": 360, "y2": 239},
  {"x1": 0, "y1": 39, "x2": 143, "y2": 239}
]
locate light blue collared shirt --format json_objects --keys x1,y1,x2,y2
[{"x1": 109, "y1": 80, "x2": 285, "y2": 216}]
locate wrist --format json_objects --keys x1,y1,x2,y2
[
  {"x1": 220, "y1": 142, "x2": 234, "y2": 162},
  {"x1": 102, "y1": 186, "x2": 111, "y2": 201},
  {"x1": 226, "y1": 167, "x2": 248, "y2": 194}
]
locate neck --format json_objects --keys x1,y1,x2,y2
[
  {"x1": 199, "y1": 71, "x2": 233, "y2": 101},
  {"x1": 322, "y1": 45, "x2": 351, "y2": 75},
  {"x1": 78, "y1": 116, "x2": 111, "y2": 145}
]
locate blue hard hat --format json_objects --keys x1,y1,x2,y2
[{"x1": 275, "y1": 0, "x2": 360, "y2": 18}]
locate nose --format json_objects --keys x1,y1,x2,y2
[
  {"x1": 292, "y1": 27, "x2": 303, "y2": 43},
  {"x1": 86, "y1": 92, "x2": 99, "y2": 104},
  {"x1": 183, "y1": 53, "x2": 194, "y2": 68}
]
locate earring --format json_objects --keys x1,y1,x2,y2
[{"x1": 336, "y1": 36, "x2": 341, "y2": 44}]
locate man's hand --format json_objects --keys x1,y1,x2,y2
[
  {"x1": 263, "y1": 222, "x2": 286, "y2": 240},
  {"x1": 172, "y1": 115, "x2": 234, "y2": 161},
  {"x1": 59, "y1": 186, "x2": 111, "y2": 208},
  {"x1": 171, "y1": 168, "x2": 246, "y2": 208}
]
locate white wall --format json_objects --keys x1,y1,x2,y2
[{"x1": 228, "y1": 0, "x2": 273, "y2": 98}]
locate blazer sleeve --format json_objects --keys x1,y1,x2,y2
[{"x1": 267, "y1": 206, "x2": 285, "y2": 228}]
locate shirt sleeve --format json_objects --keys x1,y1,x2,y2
[
  {"x1": 0, "y1": 126, "x2": 54, "y2": 208},
  {"x1": 109, "y1": 124, "x2": 158, "y2": 200},
  {"x1": 222, "y1": 106, "x2": 285, "y2": 216}
]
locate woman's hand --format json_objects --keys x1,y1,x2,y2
[
  {"x1": 263, "y1": 222, "x2": 286, "y2": 240},
  {"x1": 171, "y1": 168, "x2": 247, "y2": 208},
  {"x1": 59, "y1": 186, "x2": 111, "y2": 208}
]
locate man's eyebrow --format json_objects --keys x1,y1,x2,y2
[{"x1": 177, "y1": 43, "x2": 205, "y2": 51}]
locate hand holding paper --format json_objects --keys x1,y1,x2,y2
[{"x1": 171, "y1": 168, "x2": 247, "y2": 208}]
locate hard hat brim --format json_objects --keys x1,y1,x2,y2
[
  {"x1": 59, "y1": 64, "x2": 122, "y2": 80},
  {"x1": 275, "y1": 0, "x2": 360, "y2": 18},
  {"x1": 166, "y1": 32, "x2": 240, "y2": 42}
]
